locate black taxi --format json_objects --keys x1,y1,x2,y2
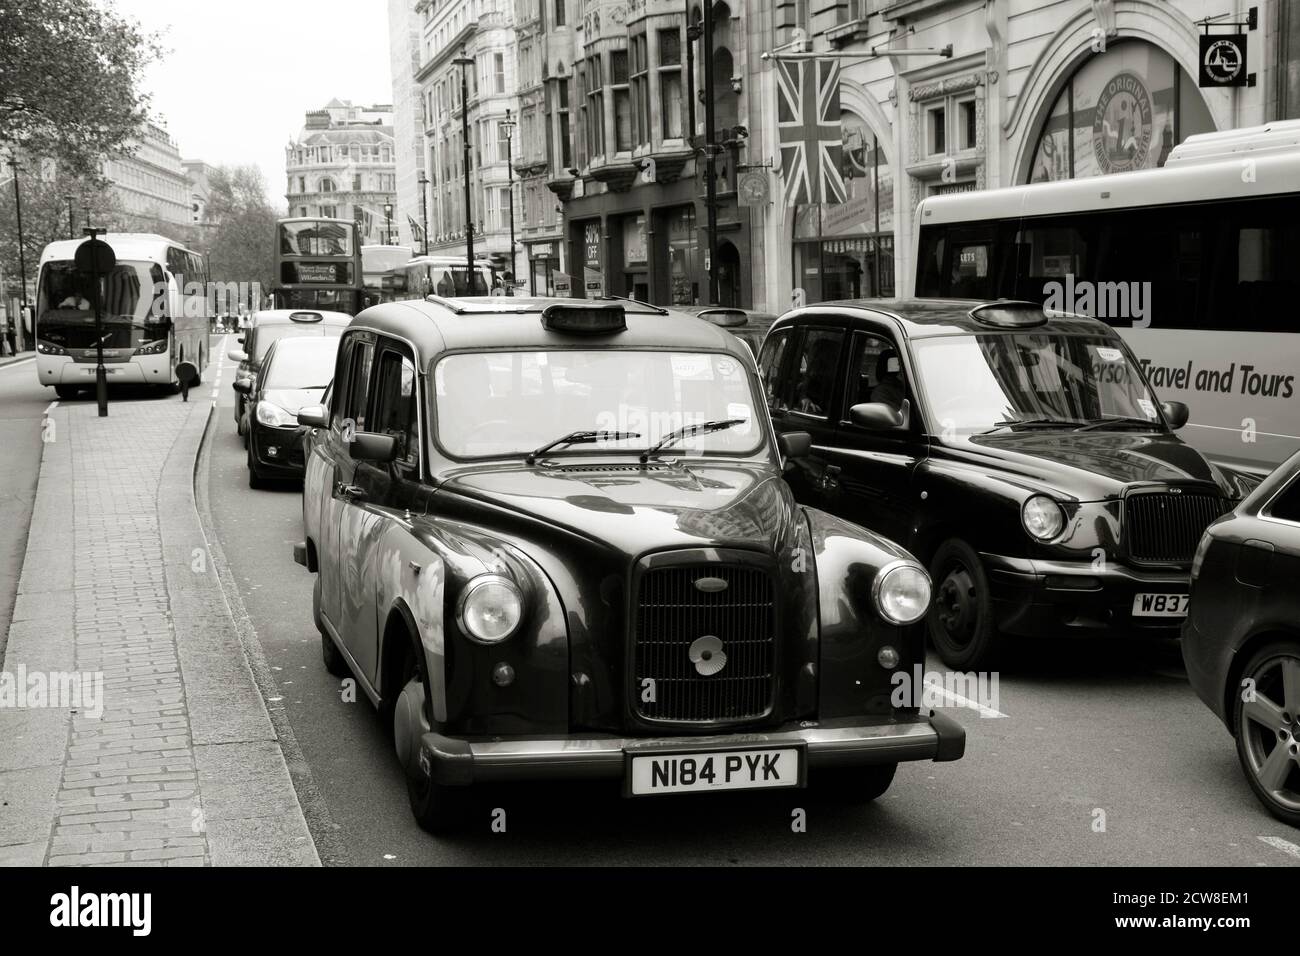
[
  {"x1": 292, "y1": 295, "x2": 964, "y2": 831},
  {"x1": 759, "y1": 299, "x2": 1259, "y2": 670}
]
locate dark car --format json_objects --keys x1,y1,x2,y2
[
  {"x1": 674, "y1": 306, "x2": 779, "y2": 360},
  {"x1": 292, "y1": 295, "x2": 964, "y2": 832},
  {"x1": 235, "y1": 335, "x2": 339, "y2": 488},
  {"x1": 759, "y1": 298, "x2": 1259, "y2": 670},
  {"x1": 1183, "y1": 450, "x2": 1300, "y2": 828},
  {"x1": 228, "y1": 308, "x2": 350, "y2": 440}
]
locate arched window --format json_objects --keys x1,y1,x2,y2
[
  {"x1": 319, "y1": 178, "x2": 337, "y2": 193},
  {"x1": 1027, "y1": 40, "x2": 1214, "y2": 182}
]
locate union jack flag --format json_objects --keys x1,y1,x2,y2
[{"x1": 776, "y1": 58, "x2": 848, "y2": 206}]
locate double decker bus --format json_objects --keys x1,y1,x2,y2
[
  {"x1": 361, "y1": 244, "x2": 412, "y2": 308},
  {"x1": 273, "y1": 217, "x2": 363, "y2": 315},
  {"x1": 911, "y1": 121, "x2": 1300, "y2": 475},
  {"x1": 34, "y1": 233, "x2": 209, "y2": 398}
]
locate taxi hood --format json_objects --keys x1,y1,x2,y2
[
  {"x1": 439, "y1": 460, "x2": 800, "y2": 556},
  {"x1": 955, "y1": 430, "x2": 1243, "y2": 499}
]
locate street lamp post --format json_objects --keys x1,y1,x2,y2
[
  {"x1": 7, "y1": 155, "x2": 29, "y2": 328},
  {"x1": 417, "y1": 173, "x2": 430, "y2": 256},
  {"x1": 64, "y1": 195, "x2": 74, "y2": 239},
  {"x1": 384, "y1": 202, "x2": 393, "y2": 245},
  {"x1": 500, "y1": 108, "x2": 517, "y2": 296},
  {"x1": 454, "y1": 49, "x2": 476, "y2": 287}
]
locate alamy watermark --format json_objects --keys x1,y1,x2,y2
[
  {"x1": 0, "y1": 665, "x2": 103, "y2": 719},
  {"x1": 1042, "y1": 274, "x2": 1152, "y2": 329},
  {"x1": 889, "y1": 665, "x2": 1001, "y2": 717}
]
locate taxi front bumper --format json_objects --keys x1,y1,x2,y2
[{"x1": 419, "y1": 712, "x2": 966, "y2": 786}]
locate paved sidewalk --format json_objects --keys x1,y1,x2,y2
[{"x1": 0, "y1": 396, "x2": 319, "y2": 866}]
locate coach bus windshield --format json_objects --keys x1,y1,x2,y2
[
  {"x1": 911, "y1": 332, "x2": 1164, "y2": 436},
  {"x1": 35, "y1": 260, "x2": 170, "y2": 350}
]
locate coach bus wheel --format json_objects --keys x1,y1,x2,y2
[{"x1": 54, "y1": 385, "x2": 78, "y2": 400}]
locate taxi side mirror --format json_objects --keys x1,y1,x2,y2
[
  {"x1": 232, "y1": 378, "x2": 252, "y2": 395},
  {"x1": 850, "y1": 399, "x2": 910, "y2": 431},
  {"x1": 1161, "y1": 401, "x2": 1189, "y2": 430},
  {"x1": 777, "y1": 431, "x2": 812, "y2": 459},
  {"x1": 350, "y1": 432, "x2": 398, "y2": 463},
  {"x1": 228, "y1": 349, "x2": 247, "y2": 363},
  {"x1": 297, "y1": 404, "x2": 328, "y2": 429}
]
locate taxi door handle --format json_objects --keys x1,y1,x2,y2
[
  {"x1": 335, "y1": 482, "x2": 367, "y2": 502},
  {"x1": 818, "y1": 465, "x2": 842, "y2": 491}
]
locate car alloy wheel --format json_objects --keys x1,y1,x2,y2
[{"x1": 1234, "y1": 644, "x2": 1300, "y2": 827}]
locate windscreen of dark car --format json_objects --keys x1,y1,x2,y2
[
  {"x1": 433, "y1": 349, "x2": 763, "y2": 460},
  {"x1": 910, "y1": 332, "x2": 1163, "y2": 435},
  {"x1": 263, "y1": 338, "x2": 339, "y2": 390}
]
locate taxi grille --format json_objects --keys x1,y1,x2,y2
[
  {"x1": 633, "y1": 563, "x2": 776, "y2": 724},
  {"x1": 1124, "y1": 492, "x2": 1227, "y2": 564}
]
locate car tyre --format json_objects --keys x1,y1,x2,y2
[
  {"x1": 928, "y1": 538, "x2": 1001, "y2": 671},
  {"x1": 54, "y1": 385, "x2": 78, "y2": 400},
  {"x1": 394, "y1": 664, "x2": 468, "y2": 834},
  {"x1": 316, "y1": 578, "x2": 350, "y2": 678},
  {"x1": 247, "y1": 446, "x2": 267, "y2": 489},
  {"x1": 1232, "y1": 641, "x2": 1300, "y2": 828}
]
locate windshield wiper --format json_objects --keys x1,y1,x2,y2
[
  {"x1": 1073, "y1": 416, "x2": 1161, "y2": 432},
  {"x1": 525, "y1": 429, "x2": 640, "y2": 465},
  {"x1": 639, "y1": 419, "x2": 746, "y2": 463},
  {"x1": 977, "y1": 417, "x2": 1082, "y2": 435}
]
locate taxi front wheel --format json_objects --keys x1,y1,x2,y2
[
  {"x1": 817, "y1": 762, "x2": 897, "y2": 803},
  {"x1": 928, "y1": 538, "x2": 1001, "y2": 671},
  {"x1": 394, "y1": 669, "x2": 469, "y2": 833}
]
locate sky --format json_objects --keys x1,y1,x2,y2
[{"x1": 109, "y1": 0, "x2": 395, "y2": 209}]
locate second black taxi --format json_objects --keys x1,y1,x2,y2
[
  {"x1": 292, "y1": 295, "x2": 964, "y2": 831},
  {"x1": 759, "y1": 299, "x2": 1258, "y2": 669}
]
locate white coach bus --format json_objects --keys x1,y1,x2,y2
[
  {"x1": 912, "y1": 121, "x2": 1300, "y2": 475},
  {"x1": 34, "y1": 233, "x2": 210, "y2": 398}
]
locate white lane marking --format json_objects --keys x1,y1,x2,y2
[
  {"x1": 1258, "y1": 835, "x2": 1300, "y2": 862},
  {"x1": 0, "y1": 356, "x2": 35, "y2": 372},
  {"x1": 44, "y1": 401, "x2": 58, "y2": 414},
  {"x1": 922, "y1": 676, "x2": 1009, "y2": 719}
]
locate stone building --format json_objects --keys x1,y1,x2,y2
[
  {"x1": 742, "y1": 0, "x2": 1300, "y2": 311},
  {"x1": 284, "y1": 101, "x2": 398, "y2": 245},
  {"x1": 103, "y1": 121, "x2": 192, "y2": 230},
  {"x1": 414, "y1": 0, "x2": 521, "y2": 278}
]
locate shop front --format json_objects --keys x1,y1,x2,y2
[
  {"x1": 526, "y1": 240, "x2": 561, "y2": 296},
  {"x1": 1026, "y1": 39, "x2": 1216, "y2": 183},
  {"x1": 790, "y1": 111, "x2": 894, "y2": 305}
]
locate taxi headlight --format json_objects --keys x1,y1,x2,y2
[
  {"x1": 256, "y1": 400, "x2": 297, "y2": 428},
  {"x1": 457, "y1": 574, "x2": 523, "y2": 644},
  {"x1": 1022, "y1": 494, "x2": 1066, "y2": 541},
  {"x1": 872, "y1": 561, "x2": 931, "y2": 626}
]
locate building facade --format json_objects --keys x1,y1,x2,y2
[
  {"x1": 415, "y1": 0, "x2": 522, "y2": 280},
  {"x1": 549, "y1": 0, "x2": 753, "y2": 306},
  {"x1": 742, "y1": 0, "x2": 1300, "y2": 312},
  {"x1": 389, "y1": 0, "x2": 427, "y2": 251},
  {"x1": 284, "y1": 101, "x2": 398, "y2": 245},
  {"x1": 182, "y1": 159, "x2": 219, "y2": 230},
  {"x1": 103, "y1": 121, "x2": 192, "y2": 230}
]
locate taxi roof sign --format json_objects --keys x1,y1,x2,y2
[
  {"x1": 289, "y1": 311, "x2": 324, "y2": 323},
  {"x1": 968, "y1": 301, "x2": 1048, "y2": 328},
  {"x1": 540, "y1": 302, "x2": 627, "y2": 335}
]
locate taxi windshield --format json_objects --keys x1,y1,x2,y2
[
  {"x1": 910, "y1": 332, "x2": 1163, "y2": 435},
  {"x1": 433, "y1": 350, "x2": 763, "y2": 460}
]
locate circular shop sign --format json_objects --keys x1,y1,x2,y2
[
  {"x1": 1092, "y1": 72, "x2": 1154, "y2": 174},
  {"x1": 1203, "y1": 38, "x2": 1244, "y2": 85}
]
